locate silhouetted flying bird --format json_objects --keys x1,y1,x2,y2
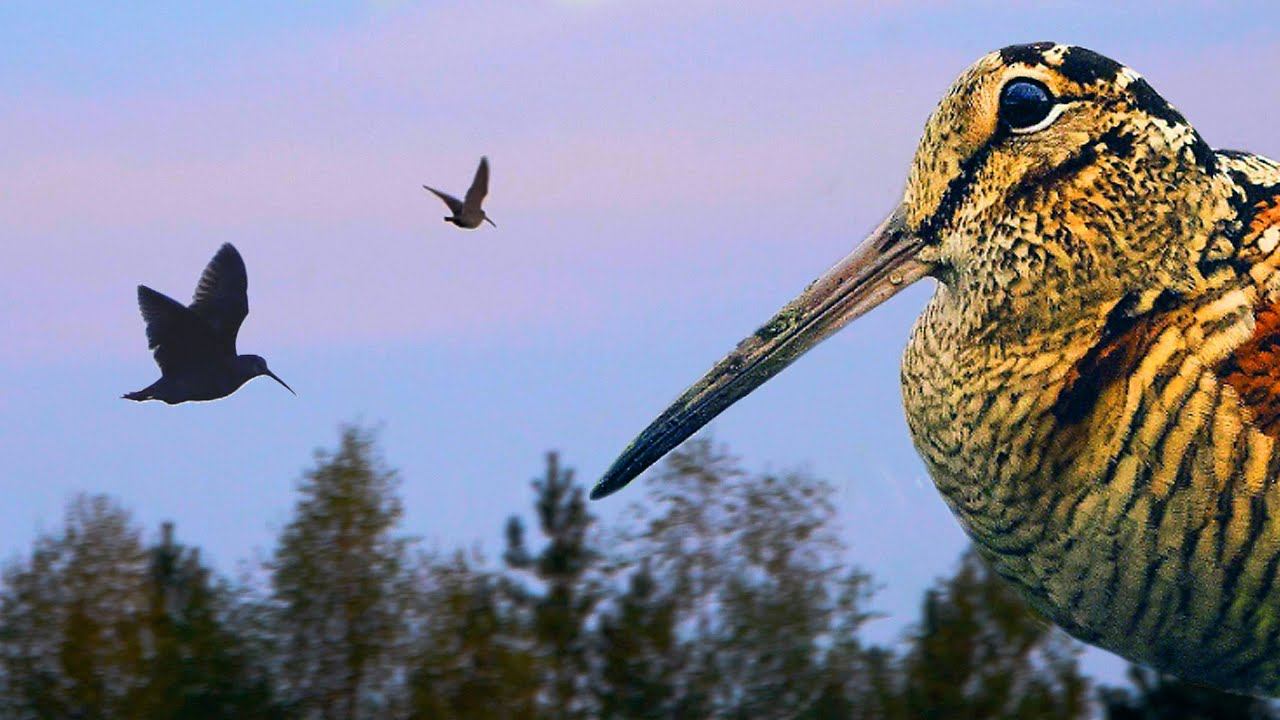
[
  {"x1": 123, "y1": 243, "x2": 293, "y2": 404},
  {"x1": 423, "y1": 156, "x2": 496, "y2": 229}
]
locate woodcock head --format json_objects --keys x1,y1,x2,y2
[{"x1": 592, "y1": 42, "x2": 1241, "y2": 499}]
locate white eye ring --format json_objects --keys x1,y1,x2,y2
[{"x1": 1010, "y1": 103, "x2": 1066, "y2": 134}]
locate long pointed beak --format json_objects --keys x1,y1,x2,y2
[
  {"x1": 590, "y1": 207, "x2": 929, "y2": 500},
  {"x1": 484, "y1": 216, "x2": 497, "y2": 228},
  {"x1": 266, "y1": 370, "x2": 296, "y2": 396}
]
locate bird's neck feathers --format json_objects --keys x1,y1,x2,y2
[
  {"x1": 900, "y1": 123, "x2": 1240, "y2": 509},
  {"x1": 924, "y1": 135, "x2": 1235, "y2": 344}
]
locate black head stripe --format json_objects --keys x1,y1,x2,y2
[
  {"x1": 917, "y1": 129, "x2": 1008, "y2": 243},
  {"x1": 1127, "y1": 78, "x2": 1217, "y2": 173},
  {"x1": 1001, "y1": 44, "x2": 1124, "y2": 86},
  {"x1": 1129, "y1": 78, "x2": 1189, "y2": 126},
  {"x1": 1058, "y1": 47, "x2": 1124, "y2": 85},
  {"x1": 999, "y1": 42, "x2": 1055, "y2": 67}
]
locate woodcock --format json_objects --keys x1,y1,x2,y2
[
  {"x1": 124, "y1": 243, "x2": 294, "y2": 404},
  {"x1": 591, "y1": 43, "x2": 1280, "y2": 695},
  {"x1": 423, "y1": 156, "x2": 497, "y2": 230}
]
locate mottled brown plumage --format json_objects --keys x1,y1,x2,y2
[{"x1": 592, "y1": 43, "x2": 1280, "y2": 695}]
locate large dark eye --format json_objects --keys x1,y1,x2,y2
[{"x1": 999, "y1": 79, "x2": 1055, "y2": 132}]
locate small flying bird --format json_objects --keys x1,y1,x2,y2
[
  {"x1": 423, "y1": 156, "x2": 496, "y2": 229},
  {"x1": 123, "y1": 243, "x2": 294, "y2": 404},
  {"x1": 593, "y1": 43, "x2": 1280, "y2": 696}
]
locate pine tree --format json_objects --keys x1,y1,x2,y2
[
  {"x1": 268, "y1": 425, "x2": 416, "y2": 720},
  {"x1": 596, "y1": 560, "x2": 680, "y2": 720},
  {"x1": 408, "y1": 551, "x2": 539, "y2": 720},
  {"x1": 898, "y1": 548, "x2": 1091, "y2": 720},
  {"x1": 503, "y1": 452, "x2": 604, "y2": 719},
  {"x1": 140, "y1": 522, "x2": 281, "y2": 719}
]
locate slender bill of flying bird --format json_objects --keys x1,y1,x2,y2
[
  {"x1": 123, "y1": 243, "x2": 294, "y2": 404},
  {"x1": 423, "y1": 156, "x2": 496, "y2": 229},
  {"x1": 592, "y1": 42, "x2": 1280, "y2": 696}
]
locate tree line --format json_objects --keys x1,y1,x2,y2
[{"x1": 0, "y1": 425, "x2": 1272, "y2": 719}]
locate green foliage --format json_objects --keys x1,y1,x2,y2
[
  {"x1": 268, "y1": 424, "x2": 415, "y2": 719},
  {"x1": 140, "y1": 522, "x2": 281, "y2": 720},
  {"x1": 5, "y1": 427, "x2": 1276, "y2": 719},
  {"x1": 0, "y1": 495, "x2": 150, "y2": 719},
  {"x1": 408, "y1": 552, "x2": 539, "y2": 720},
  {"x1": 895, "y1": 549, "x2": 1091, "y2": 720},
  {"x1": 0, "y1": 496, "x2": 279, "y2": 720},
  {"x1": 614, "y1": 438, "x2": 882, "y2": 719},
  {"x1": 1100, "y1": 665, "x2": 1279, "y2": 719},
  {"x1": 595, "y1": 560, "x2": 681, "y2": 720},
  {"x1": 502, "y1": 452, "x2": 604, "y2": 719}
]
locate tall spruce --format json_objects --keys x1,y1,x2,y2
[
  {"x1": 503, "y1": 452, "x2": 603, "y2": 719},
  {"x1": 268, "y1": 425, "x2": 415, "y2": 720}
]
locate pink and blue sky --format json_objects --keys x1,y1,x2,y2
[{"x1": 4, "y1": 0, "x2": 1280, "y2": 678}]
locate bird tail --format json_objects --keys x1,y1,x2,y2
[{"x1": 121, "y1": 389, "x2": 151, "y2": 402}]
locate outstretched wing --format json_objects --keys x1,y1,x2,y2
[
  {"x1": 189, "y1": 243, "x2": 249, "y2": 353},
  {"x1": 423, "y1": 185, "x2": 465, "y2": 215},
  {"x1": 137, "y1": 285, "x2": 219, "y2": 375},
  {"x1": 463, "y1": 156, "x2": 489, "y2": 211}
]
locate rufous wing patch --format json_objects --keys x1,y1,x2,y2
[
  {"x1": 1220, "y1": 303, "x2": 1280, "y2": 438},
  {"x1": 1248, "y1": 200, "x2": 1280, "y2": 254},
  {"x1": 1219, "y1": 190, "x2": 1280, "y2": 435},
  {"x1": 1054, "y1": 291, "x2": 1179, "y2": 424}
]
